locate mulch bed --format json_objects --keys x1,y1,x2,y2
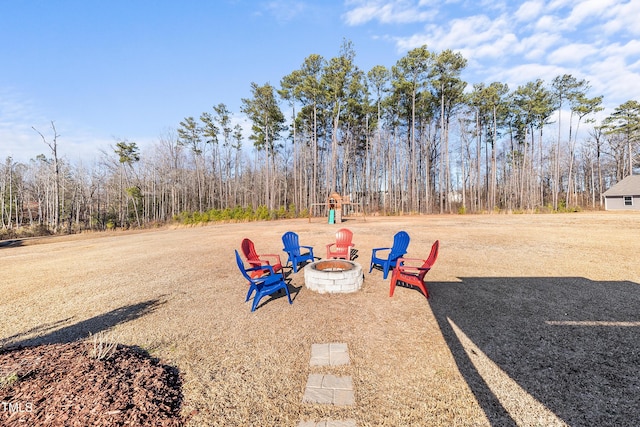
[{"x1": 0, "y1": 342, "x2": 185, "y2": 426}]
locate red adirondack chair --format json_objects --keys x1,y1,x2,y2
[
  {"x1": 241, "y1": 238, "x2": 283, "y2": 278},
  {"x1": 326, "y1": 228, "x2": 355, "y2": 260},
  {"x1": 389, "y1": 240, "x2": 439, "y2": 299}
]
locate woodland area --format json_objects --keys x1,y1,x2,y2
[{"x1": 1, "y1": 41, "x2": 640, "y2": 233}]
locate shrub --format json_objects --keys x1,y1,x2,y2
[
  {"x1": 242, "y1": 206, "x2": 255, "y2": 221},
  {"x1": 287, "y1": 204, "x2": 297, "y2": 218},
  {"x1": 256, "y1": 205, "x2": 270, "y2": 221},
  {"x1": 0, "y1": 372, "x2": 19, "y2": 389},
  {"x1": 173, "y1": 204, "x2": 303, "y2": 225},
  {"x1": 230, "y1": 206, "x2": 245, "y2": 221},
  {"x1": 276, "y1": 206, "x2": 287, "y2": 219}
]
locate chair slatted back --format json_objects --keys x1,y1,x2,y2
[
  {"x1": 235, "y1": 250, "x2": 253, "y2": 281},
  {"x1": 418, "y1": 240, "x2": 439, "y2": 280},
  {"x1": 282, "y1": 231, "x2": 301, "y2": 256},
  {"x1": 335, "y1": 228, "x2": 353, "y2": 248},
  {"x1": 390, "y1": 231, "x2": 410, "y2": 258},
  {"x1": 241, "y1": 238, "x2": 260, "y2": 264}
]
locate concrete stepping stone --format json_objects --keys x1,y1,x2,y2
[
  {"x1": 310, "y1": 342, "x2": 350, "y2": 366},
  {"x1": 298, "y1": 419, "x2": 357, "y2": 427},
  {"x1": 302, "y1": 374, "x2": 355, "y2": 405}
]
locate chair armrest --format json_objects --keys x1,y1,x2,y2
[
  {"x1": 248, "y1": 265, "x2": 275, "y2": 275},
  {"x1": 259, "y1": 253, "x2": 282, "y2": 264},
  {"x1": 371, "y1": 247, "x2": 391, "y2": 256},
  {"x1": 396, "y1": 257, "x2": 427, "y2": 269},
  {"x1": 397, "y1": 265, "x2": 430, "y2": 273},
  {"x1": 397, "y1": 257, "x2": 426, "y2": 263}
]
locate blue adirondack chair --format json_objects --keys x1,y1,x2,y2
[
  {"x1": 235, "y1": 250, "x2": 292, "y2": 312},
  {"x1": 281, "y1": 231, "x2": 315, "y2": 273},
  {"x1": 369, "y1": 231, "x2": 410, "y2": 279}
]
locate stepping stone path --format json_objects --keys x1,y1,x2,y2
[
  {"x1": 309, "y1": 343, "x2": 350, "y2": 367},
  {"x1": 299, "y1": 343, "x2": 357, "y2": 427},
  {"x1": 303, "y1": 374, "x2": 355, "y2": 406}
]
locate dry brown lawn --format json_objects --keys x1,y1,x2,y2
[{"x1": 2, "y1": 212, "x2": 640, "y2": 426}]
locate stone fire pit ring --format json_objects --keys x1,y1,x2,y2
[{"x1": 304, "y1": 259, "x2": 364, "y2": 294}]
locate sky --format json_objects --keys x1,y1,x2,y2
[{"x1": 1, "y1": 0, "x2": 639, "y2": 164}]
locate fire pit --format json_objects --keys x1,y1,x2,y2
[{"x1": 304, "y1": 259, "x2": 363, "y2": 294}]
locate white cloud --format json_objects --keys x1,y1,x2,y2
[
  {"x1": 587, "y1": 56, "x2": 640, "y2": 113},
  {"x1": 514, "y1": 0, "x2": 545, "y2": 23},
  {"x1": 564, "y1": 0, "x2": 619, "y2": 28},
  {"x1": 448, "y1": 15, "x2": 505, "y2": 47},
  {"x1": 533, "y1": 13, "x2": 566, "y2": 33},
  {"x1": 262, "y1": 0, "x2": 309, "y2": 22},
  {"x1": 343, "y1": 4, "x2": 383, "y2": 25},
  {"x1": 547, "y1": 43, "x2": 598, "y2": 65},
  {"x1": 602, "y1": 0, "x2": 640, "y2": 36},
  {"x1": 547, "y1": 0, "x2": 573, "y2": 10},
  {"x1": 0, "y1": 88, "x2": 124, "y2": 164},
  {"x1": 470, "y1": 32, "x2": 520, "y2": 61},
  {"x1": 587, "y1": 40, "x2": 640, "y2": 111},
  {"x1": 394, "y1": 32, "x2": 431, "y2": 52},
  {"x1": 396, "y1": 13, "x2": 516, "y2": 61},
  {"x1": 517, "y1": 32, "x2": 562, "y2": 60},
  {"x1": 535, "y1": 0, "x2": 629, "y2": 36},
  {"x1": 343, "y1": 0, "x2": 434, "y2": 25},
  {"x1": 0, "y1": 89, "x2": 44, "y2": 161},
  {"x1": 343, "y1": 0, "x2": 639, "y2": 112},
  {"x1": 601, "y1": 39, "x2": 640, "y2": 60},
  {"x1": 496, "y1": 63, "x2": 566, "y2": 89}
]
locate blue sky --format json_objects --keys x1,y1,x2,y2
[{"x1": 2, "y1": 0, "x2": 639, "y2": 164}]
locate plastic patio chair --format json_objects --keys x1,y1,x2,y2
[
  {"x1": 389, "y1": 240, "x2": 439, "y2": 299},
  {"x1": 369, "y1": 231, "x2": 410, "y2": 279},
  {"x1": 235, "y1": 250, "x2": 292, "y2": 312},
  {"x1": 241, "y1": 238, "x2": 283, "y2": 278},
  {"x1": 281, "y1": 231, "x2": 315, "y2": 273},
  {"x1": 326, "y1": 228, "x2": 355, "y2": 260}
]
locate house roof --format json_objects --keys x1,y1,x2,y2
[{"x1": 603, "y1": 175, "x2": 640, "y2": 197}]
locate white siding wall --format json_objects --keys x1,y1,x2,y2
[{"x1": 604, "y1": 195, "x2": 640, "y2": 211}]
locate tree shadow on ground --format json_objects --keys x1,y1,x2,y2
[
  {"x1": 0, "y1": 239, "x2": 23, "y2": 248},
  {"x1": 2, "y1": 298, "x2": 166, "y2": 348},
  {"x1": 428, "y1": 277, "x2": 640, "y2": 427}
]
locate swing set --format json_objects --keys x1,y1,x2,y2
[{"x1": 308, "y1": 192, "x2": 366, "y2": 223}]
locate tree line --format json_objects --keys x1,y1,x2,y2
[{"x1": 2, "y1": 40, "x2": 639, "y2": 234}]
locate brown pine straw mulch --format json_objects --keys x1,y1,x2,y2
[{"x1": 0, "y1": 342, "x2": 185, "y2": 426}]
